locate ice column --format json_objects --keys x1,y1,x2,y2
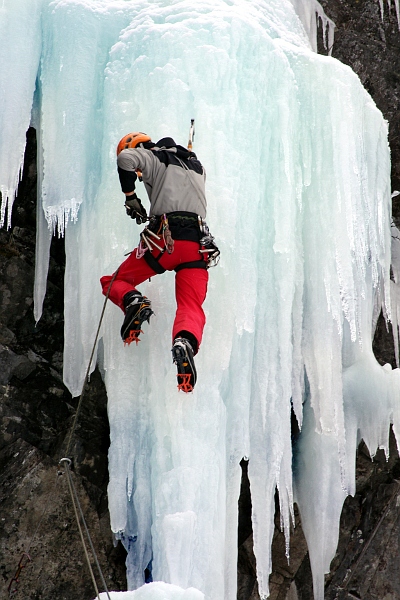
[{"x1": 0, "y1": 0, "x2": 42, "y2": 228}]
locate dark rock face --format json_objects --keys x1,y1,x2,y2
[
  {"x1": 2, "y1": 4, "x2": 400, "y2": 599},
  {"x1": 0, "y1": 129, "x2": 126, "y2": 599},
  {"x1": 318, "y1": 0, "x2": 400, "y2": 213}
]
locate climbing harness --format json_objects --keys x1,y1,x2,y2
[{"x1": 138, "y1": 213, "x2": 211, "y2": 274}]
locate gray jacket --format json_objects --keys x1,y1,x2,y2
[{"x1": 117, "y1": 145, "x2": 207, "y2": 218}]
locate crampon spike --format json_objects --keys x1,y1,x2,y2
[
  {"x1": 177, "y1": 373, "x2": 193, "y2": 393},
  {"x1": 124, "y1": 328, "x2": 143, "y2": 346}
]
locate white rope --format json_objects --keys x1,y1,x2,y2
[
  {"x1": 61, "y1": 458, "x2": 112, "y2": 600},
  {"x1": 60, "y1": 458, "x2": 109, "y2": 600}
]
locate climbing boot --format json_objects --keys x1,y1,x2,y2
[
  {"x1": 172, "y1": 337, "x2": 197, "y2": 392},
  {"x1": 121, "y1": 290, "x2": 153, "y2": 345}
]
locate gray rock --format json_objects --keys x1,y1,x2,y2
[{"x1": 0, "y1": 344, "x2": 35, "y2": 385}]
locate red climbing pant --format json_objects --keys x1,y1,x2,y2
[{"x1": 100, "y1": 240, "x2": 208, "y2": 349}]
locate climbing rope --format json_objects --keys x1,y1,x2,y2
[
  {"x1": 64, "y1": 266, "x2": 120, "y2": 458},
  {"x1": 61, "y1": 459, "x2": 101, "y2": 599},
  {"x1": 60, "y1": 458, "x2": 113, "y2": 600},
  {"x1": 8, "y1": 266, "x2": 121, "y2": 598},
  {"x1": 58, "y1": 268, "x2": 122, "y2": 600}
]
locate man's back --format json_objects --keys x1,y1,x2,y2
[{"x1": 117, "y1": 142, "x2": 207, "y2": 217}]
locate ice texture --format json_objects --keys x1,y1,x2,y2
[
  {"x1": 96, "y1": 582, "x2": 204, "y2": 600},
  {"x1": 1, "y1": 1, "x2": 399, "y2": 599}
]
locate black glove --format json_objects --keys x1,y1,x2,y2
[{"x1": 125, "y1": 194, "x2": 148, "y2": 225}]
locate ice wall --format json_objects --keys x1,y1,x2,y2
[
  {"x1": 0, "y1": 0, "x2": 42, "y2": 229},
  {"x1": 1, "y1": 1, "x2": 399, "y2": 599}
]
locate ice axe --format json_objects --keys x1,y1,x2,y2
[{"x1": 188, "y1": 118, "x2": 195, "y2": 151}]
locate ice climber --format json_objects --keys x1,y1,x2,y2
[{"x1": 100, "y1": 132, "x2": 219, "y2": 392}]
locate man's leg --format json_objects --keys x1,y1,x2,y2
[
  {"x1": 171, "y1": 267, "x2": 208, "y2": 392},
  {"x1": 173, "y1": 267, "x2": 209, "y2": 351},
  {"x1": 100, "y1": 249, "x2": 157, "y2": 310},
  {"x1": 100, "y1": 250, "x2": 158, "y2": 343}
]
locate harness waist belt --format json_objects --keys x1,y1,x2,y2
[{"x1": 175, "y1": 260, "x2": 207, "y2": 273}]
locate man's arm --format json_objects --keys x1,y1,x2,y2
[
  {"x1": 117, "y1": 149, "x2": 152, "y2": 223},
  {"x1": 117, "y1": 148, "x2": 154, "y2": 194},
  {"x1": 117, "y1": 166, "x2": 137, "y2": 196}
]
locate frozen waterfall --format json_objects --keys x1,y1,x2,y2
[{"x1": 1, "y1": 0, "x2": 399, "y2": 599}]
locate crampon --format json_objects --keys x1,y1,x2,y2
[
  {"x1": 177, "y1": 373, "x2": 194, "y2": 393},
  {"x1": 172, "y1": 337, "x2": 197, "y2": 392},
  {"x1": 124, "y1": 327, "x2": 144, "y2": 346},
  {"x1": 121, "y1": 291, "x2": 153, "y2": 345}
]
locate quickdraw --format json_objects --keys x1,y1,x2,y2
[
  {"x1": 162, "y1": 214, "x2": 174, "y2": 254},
  {"x1": 137, "y1": 225, "x2": 164, "y2": 259},
  {"x1": 136, "y1": 214, "x2": 174, "y2": 258},
  {"x1": 198, "y1": 216, "x2": 220, "y2": 268}
]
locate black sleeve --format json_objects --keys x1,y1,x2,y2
[{"x1": 118, "y1": 166, "x2": 137, "y2": 193}]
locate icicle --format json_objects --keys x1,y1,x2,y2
[
  {"x1": 379, "y1": 0, "x2": 385, "y2": 21},
  {"x1": 379, "y1": 0, "x2": 400, "y2": 29},
  {"x1": 34, "y1": 200, "x2": 52, "y2": 323},
  {"x1": 395, "y1": 0, "x2": 400, "y2": 30},
  {"x1": 289, "y1": 0, "x2": 335, "y2": 54},
  {"x1": 0, "y1": 0, "x2": 42, "y2": 228}
]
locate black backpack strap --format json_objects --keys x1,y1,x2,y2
[
  {"x1": 143, "y1": 250, "x2": 166, "y2": 274},
  {"x1": 175, "y1": 260, "x2": 207, "y2": 273}
]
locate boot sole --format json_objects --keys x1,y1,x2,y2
[
  {"x1": 122, "y1": 306, "x2": 153, "y2": 345},
  {"x1": 172, "y1": 344, "x2": 197, "y2": 392}
]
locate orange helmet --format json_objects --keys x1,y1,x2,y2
[{"x1": 116, "y1": 132, "x2": 151, "y2": 155}]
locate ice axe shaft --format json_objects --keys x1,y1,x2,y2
[{"x1": 188, "y1": 119, "x2": 195, "y2": 151}]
